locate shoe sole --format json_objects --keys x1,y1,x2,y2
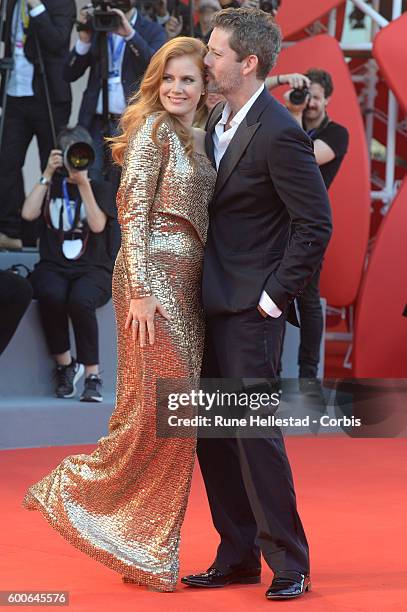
[
  {"x1": 56, "y1": 364, "x2": 85, "y2": 399},
  {"x1": 80, "y1": 395, "x2": 103, "y2": 402},
  {"x1": 182, "y1": 576, "x2": 261, "y2": 588}
]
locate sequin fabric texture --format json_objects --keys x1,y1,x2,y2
[{"x1": 22, "y1": 114, "x2": 216, "y2": 592}]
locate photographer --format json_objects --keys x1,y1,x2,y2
[
  {"x1": 63, "y1": 1, "x2": 166, "y2": 183},
  {"x1": 273, "y1": 68, "x2": 349, "y2": 398},
  {"x1": 21, "y1": 127, "x2": 117, "y2": 402},
  {"x1": 0, "y1": 0, "x2": 76, "y2": 250},
  {"x1": 149, "y1": 0, "x2": 189, "y2": 39},
  {"x1": 193, "y1": 0, "x2": 280, "y2": 44},
  {"x1": 194, "y1": 0, "x2": 221, "y2": 40}
]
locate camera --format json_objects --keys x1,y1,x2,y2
[
  {"x1": 289, "y1": 87, "x2": 309, "y2": 106},
  {"x1": 57, "y1": 126, "x2": 95, "y2": 173},
  {"x1": 259, "y1": 0, "x2": 280, "y2": 14},
  {"x1": 78, "y1": 1, "x2": 132, "y2": 33},
  {"x1": 77, "y1": 0, "x2": 161, "y2": 32}
]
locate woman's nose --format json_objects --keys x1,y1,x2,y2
[{"x1": 171, "y1": 80, "x2": 183, "y2": 93}]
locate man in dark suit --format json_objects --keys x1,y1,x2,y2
[
  {"x1": 63, "y1": 0, "x2": 166, "y2": 183},
  {"x1": 181, "y1": 8, "x2": 332, "y2": 600},
  {"x1": 0, "y1": 0, "x2": 75, "y2": 249}
]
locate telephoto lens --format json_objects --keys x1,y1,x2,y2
[
  {"x1": 57, "y1": 126, "x2": 95, "y2": 173},
  {"x1": 65, "y1": 142, "x2": 95, "y2": 171}
]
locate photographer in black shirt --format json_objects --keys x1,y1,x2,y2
[
  {"x1": 272, "y1": 68, "x2": 349, "y2": 397},
  {"x1": 21, "y1": 127, "x2": 117, "y2": 402}
]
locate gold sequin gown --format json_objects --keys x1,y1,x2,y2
[{"x1": 22, "y1": 115, "x2": 216, "y2": 592}]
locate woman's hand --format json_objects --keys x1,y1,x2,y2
[
  {"x1": 67, "y1": 168, "x2": 90, "y2": 187},
  {"x1": 44, "y1": 149, "x2": 63, "y2": 181},
  {"x1": 125, "y1": 296, "x2": 170, "y2": 347}
]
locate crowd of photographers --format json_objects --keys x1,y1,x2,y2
[{"x1": 0, "y1": 0, "x2": 348, "y2": 404}]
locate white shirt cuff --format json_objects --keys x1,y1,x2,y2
[
  {"x1": 75, "y1": 40, "x2": 92, "y2": 55},
  {"x1": 156, "y1": 13, "x2": 170, "y2": 25},
  {"x1": 259, "y1": 290, "x2": 283, "y2": 318},
  {"x1": 124, "y1": 28, "x2": 136, "y2": 41},
  {"x1": 29, "y1": 4, "x2": 46, "y2": 17}
]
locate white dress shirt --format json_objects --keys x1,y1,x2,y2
[
  {"x1": 7, "y1": 2, "x2": 46, "y2": 97},
  {"x1": 75, "y1": 10, "x2": 138, "y2": 116},
  {"x1": 212, "y1": 83, "x2": 282, "y2": 318}
]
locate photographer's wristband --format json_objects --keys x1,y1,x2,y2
[{"x1": 39, "y1": 176, "x2": 51, "y2": 186}]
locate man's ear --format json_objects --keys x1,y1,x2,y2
[
  {"x1": 242, "y1": 54, "x2": 259, "y2": 77},
  {"x1": 325, "y1": 96, "x2": 331, "y2": 109}
]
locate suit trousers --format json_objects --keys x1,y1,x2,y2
[
  {"x1": 197, "y1": 307, "x2": 310, "y2": 576},
  {"x1": 0, "y1": 96, "x2": 70, "y2": 240}
]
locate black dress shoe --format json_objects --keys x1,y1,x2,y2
[
  {"x1": 181, "y1": 566, "x2": 261, "y2": 588},
  {"x1": 265, "y1": 573, "x2": 311, "y2": 599}
]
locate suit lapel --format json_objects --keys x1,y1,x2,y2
[
  {"x1": 122, "y1": 11, "x2": 141, "y2": 69},
  {"x1": 212, "y1": 88, "x2": 272, "y2": 199},
  {"x1": 214, "y1": 120, "x2": 260, "y2": 198}
]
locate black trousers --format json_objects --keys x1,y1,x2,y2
[
  {"x1": 297, "y1": 267, "x2": 323, "y2": 378},
  {"x1": 197, "y1": 308, "x2": 310, "y2": 576},
  {"x1": 0, "y1": 270, "x2": 33, "y2": 356},
  {"x1": 277, "y1": 266, "x2": 323, "y2": 380},
  {"x1": 0, "y1": 96, "x2": 71, "y2": 240},
  {"x1": 29, "y1": 264, "x2": 112, "y2": 365}
]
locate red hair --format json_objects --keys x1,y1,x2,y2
[{"x1": 109, "y1": 37, "x2": 207, "y2": 166}]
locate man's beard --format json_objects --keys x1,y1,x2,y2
[
  {"x1": 305, "y1": 107, "x2": 324, "y2": 120},
  {"x1": 207, "y1": 70, "x2": 242, "y2": 95}
]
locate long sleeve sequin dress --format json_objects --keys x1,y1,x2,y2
[{"x1": 22, "y1": 114, "x2": 216, "y2": 592}]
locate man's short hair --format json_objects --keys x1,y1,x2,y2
[
  {"x1": 212, "y1": 8, "x2": 281, "y2": 80},
  {"x1": 305, "y1": 68, "x2": 334, "y2": 98}
]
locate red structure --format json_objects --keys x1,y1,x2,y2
[
  {"x1": 272, "y1": 35, "x2": 371, "y2": 307},
  {"x1": 354, "y1": 177, "x2": 407, "y2": 376},
  {"x1": 272, "y1": 1, "x2": 407, "y2": 377},
  {"x1": 277, "y1": 0, "x2": 346, "y2": 40}
]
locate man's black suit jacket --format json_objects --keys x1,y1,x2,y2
[
  {"x1": 1, "y1": 0, "x2": 75, "y2": 104},
  {"x1": 203, "y1": 88, "x2": 332, "y2": 327},
  {"x1": 63, "y1": 14, "x2": 167, "y2": 129}
]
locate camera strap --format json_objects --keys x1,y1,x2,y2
[
  {"x1": 62, "y1": 178, "x2": 81, "y2": 229},
  {"x1": 56, "y1": 188, "x2": 89, "y2": 261},
  {"x1": 108, "y1": 33, "x2": 125, "y2": 79}
]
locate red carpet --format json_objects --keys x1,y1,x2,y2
[{"x1": 1, "y1": 439, "x2": 406, "y2": 611}]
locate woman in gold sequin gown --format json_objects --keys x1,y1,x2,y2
[{"x1": 22, "y1": 38, "x2": 216, "y2": 592}]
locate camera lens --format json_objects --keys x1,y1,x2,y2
[
  {"x1": 289, "y1": 87, "x2": 309, "y2": 105},
  {"x1": 66, "y1": 143, "x2": 95, "y2": 170}
]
